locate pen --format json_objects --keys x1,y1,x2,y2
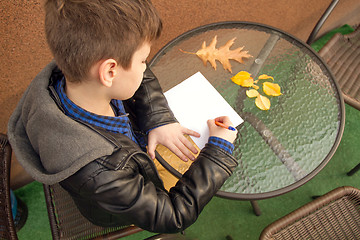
[{"x1": 215, "y1": 120, "x2": 236, "y2": 131}]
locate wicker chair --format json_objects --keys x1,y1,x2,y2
[
  {"x1": 318, "y1": 26, "x2": 360, "y2": 176},
  {"x1": 43, "y1": 171, "x2": 185, "y2": 240},
  {"x1": 1, "y1": 131, "x2": 145, "y2": 240},
  {"x1": 307, "y1": 0, "x2": 360, "y2": 111},
  {"x1": 1, "y1": 132, "x2": 182, "y2": 240},
  {"x1": 0, "y1": 133, "x2": 18, "y2": 240},
  {"x1": 318, "y1": 25, "x2": 360, "y2": 110},
  {"x1": 260, "y1": 186, "x2": 360, "y2": 239},
  {"x1": 43, "y1": 183, "x2": 144, "y2": 240}
]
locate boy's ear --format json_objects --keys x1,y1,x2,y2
[{"x1": 98, "y1": 59, "x2": 119, "y2": 87}]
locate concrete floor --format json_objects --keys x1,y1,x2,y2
[{"x1": 1, "y1": 0, "x2": 359, "y2": 188}]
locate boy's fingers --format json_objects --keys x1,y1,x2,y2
[
  {"x1": 168, "y1": 143, "x2": 189, "y2": 162},
  {"x1": 207, "y1": 119, "x2": 215, "y2": 127},
  {"x1": 215, "y1": 116, "x2": 233, "y2": 126},
  {"x1": 180, "y1": 135, "x2": 198, "y2": 155},
  {"x1": 174, "y1": 139, "x2": 195, "y2": 161},
  {"x1": 183, "y1": 128, "x2": 200, "y2": 138}
]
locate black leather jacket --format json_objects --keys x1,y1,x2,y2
[{"x1": 53, "y1": 68, "x2": 238, "y2": 233}]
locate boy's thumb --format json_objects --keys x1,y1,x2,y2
[{"x1": 147, "y1": 143, "x2": 156, "y2": 159}]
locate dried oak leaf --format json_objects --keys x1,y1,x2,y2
[{"x1": 180, "y1": 35, "x2": 252, "y2": 73}]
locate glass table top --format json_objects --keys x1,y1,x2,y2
[{"x1": 149, "y1": 22, "x2": 345, "y2": 200}]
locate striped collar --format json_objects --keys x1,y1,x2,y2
[{"x1": 53, "y1": 76, "x2": 137, "y2": 142}]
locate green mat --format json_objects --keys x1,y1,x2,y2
[
  {"x1": 14, "y1": 25, "x2": 360, "y2": 239},
  {"x1": 311, "y1": 24, "x2": 355, "y2": 52}
]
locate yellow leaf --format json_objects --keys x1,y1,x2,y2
[
  {"x1": 255, "y1": 95, "x2": 271, "y2": 110},
  {"x1": 231, "y1": 71, "x2": 254, "y2": 87},
  {"x1": 258, "y1": 74, "x2": 274, "y2": 81},
  {"x1": 246, "y1": 89, "x2": 259, "y2": 98},
  {"x1": 252, "y1": 84, "x2": 259, "y2": 90},
  {"x1": 263, "y1": 82, "x2": 282, "y2": 96}
]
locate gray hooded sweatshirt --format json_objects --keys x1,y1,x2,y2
[{"x1": 7, "y1": 61, "x2": 115, "y2": 185}]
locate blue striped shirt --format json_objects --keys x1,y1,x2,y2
[
  {"x1": 54, "y1": 77, "x2": 139, "y2": 144},
  {"x1": 208, "y1": 136, "x2": 234, "y2": 154}
]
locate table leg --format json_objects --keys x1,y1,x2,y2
[
  {"x1": 235, "y1": 34, "x2": 307, "y2": 181},
  {"x1": 250, "y1": 200, "x2": 261, "y2": 216},
  {"x1": 242, "y1": 112, "x2": 307, "y2": 181},
  {"x1": 347, "y1": 163, "x2": 360, "y2": 176}
]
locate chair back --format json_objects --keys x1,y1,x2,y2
[
  {"x1": 260, "y1": 186, "x2": 360, "y2": 239},
  {"x1": 3, "y1": 132, "x2": 177, "y2": 239},
  {"x1": 43, "y1": 182, "x2": 143, "y2": 239},
  {"x1": 318, "y1": 25, "x2": 360, "y2": 110},
  {"x1": 0, "y1": 134, "x2": 18, "y2": 240}
]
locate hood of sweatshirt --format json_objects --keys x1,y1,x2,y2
[{"x1": 7, "y1": 61, "x2": 115, "y2": 184}]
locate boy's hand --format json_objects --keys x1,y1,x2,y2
[
  {"x1": 207, "y1": 116, "x2": 237, "y2": 143},
  {"x1": 148, "y1": 123, "x2": 200, "y2": 162}
]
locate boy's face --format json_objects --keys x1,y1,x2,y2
[{"x1": 112, "y1": 41, "x2": 151, "y2": 100}]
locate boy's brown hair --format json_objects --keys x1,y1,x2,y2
[{"x1": 45, "y1": 0, "x2": 162, "y2": 82}]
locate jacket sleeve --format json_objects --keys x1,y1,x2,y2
[
  {"x1": 124, "y1": 66, "x2": 177, "y2": 132},
  {"x1": 61, "y1": 144, "x2": 237, "y2": 233}
]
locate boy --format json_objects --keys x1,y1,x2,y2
[{"x1": 8, "y1": 0, "x2": 238, "y2": 233}]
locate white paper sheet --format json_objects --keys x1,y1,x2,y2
[{"x1": 164, "y1": 72, "x2": 243, "y2": 149}]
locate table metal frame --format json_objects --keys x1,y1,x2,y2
[{"x1": 149, "y1": 21, "x2": 345, "y2": 202}]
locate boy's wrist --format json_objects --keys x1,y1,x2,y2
[{"x1": 208, "y1": 136, "x2": 234, "y2": 154}]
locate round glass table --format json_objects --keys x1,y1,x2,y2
[{"x1": 149, "y1": 21, "x2": 345, "y2": 202}]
